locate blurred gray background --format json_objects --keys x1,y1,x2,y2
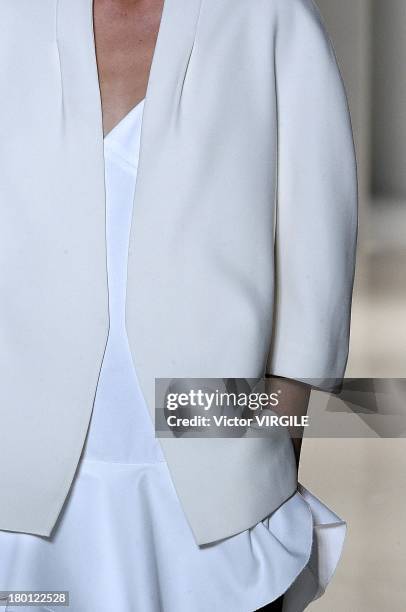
[{"x1": 301, "y1": 1, "x2": 406, "y2": 610}]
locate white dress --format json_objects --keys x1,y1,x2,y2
[{"x1": 0, "y1": 100, "x2": 346, "y2": 612}]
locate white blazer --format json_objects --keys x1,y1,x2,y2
[{"x1": 0, "y1": 0, "x2": 357, "y2": 545}]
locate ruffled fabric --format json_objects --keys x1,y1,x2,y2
[
  {"x1": 0, "y1": 456, "x2": 345, "y2": 612},
  {"x1": 281, "y1": 485, "x2": 347, "y2": 612}
]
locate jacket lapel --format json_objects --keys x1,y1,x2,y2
[
  {"x1": 57, "y1": 0, "x2": 204, "y2": 425},
  {"x1": 126, "y1": 0, "x2": 204, "y2": 421}
]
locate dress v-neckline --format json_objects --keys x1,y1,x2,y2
[{"x1": 103, "y1": 98, "x2": 146, "y2": 142}]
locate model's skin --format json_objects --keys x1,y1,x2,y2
[
  {"x1": 94, "y1": 1, "x2": 310, "y2": 610},
  {"x1": 94, "y1": 0, "x2": 165, "y2": 136}
]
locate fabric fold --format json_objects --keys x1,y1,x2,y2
[{"x1": 0, "y1": 459, "x2": 346, "y2": 612}]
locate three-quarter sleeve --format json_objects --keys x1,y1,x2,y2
[{"x1": 266, "y1": 0, "x2": 358, "y2": 392}]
